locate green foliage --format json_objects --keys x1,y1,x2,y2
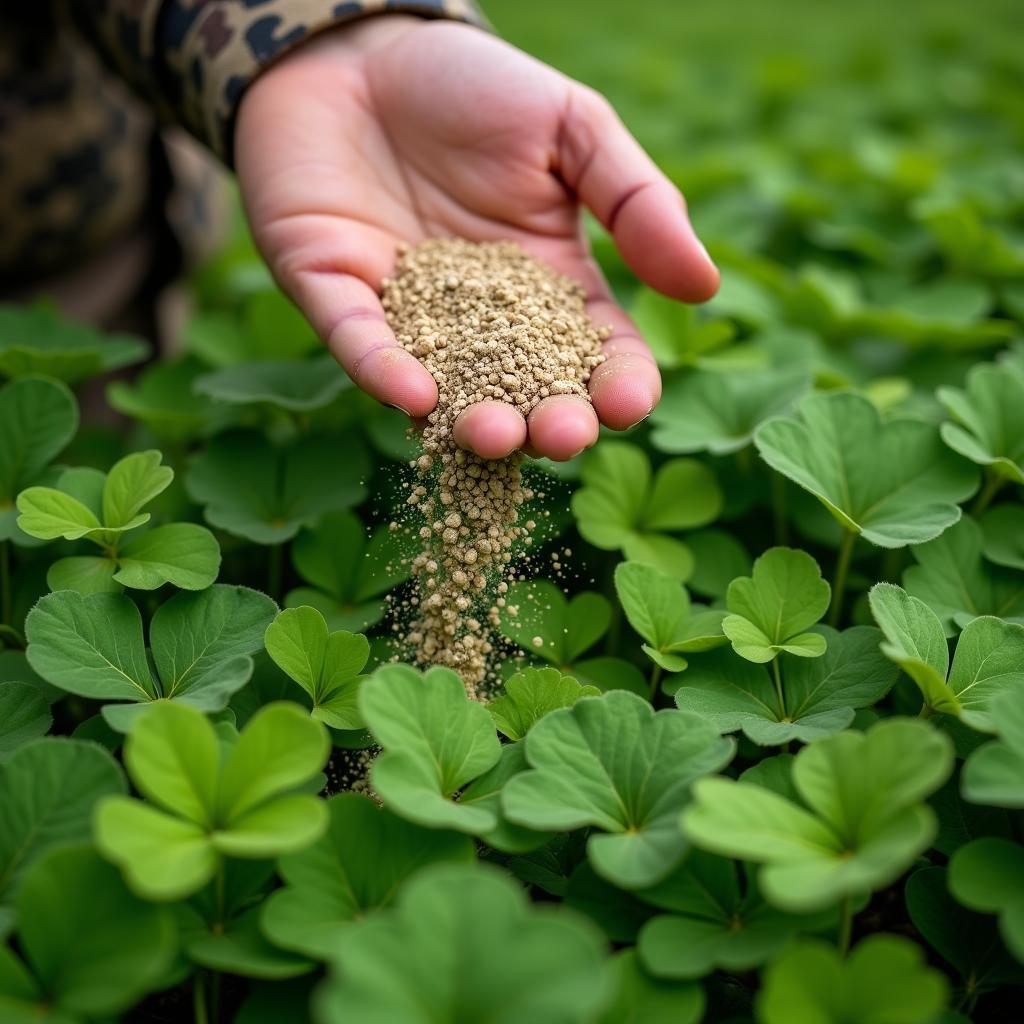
[
  {"x1": 17, "y1": 450, "x2": 220, "y2": 593},
  {"x1": 488, "y1": 667, "x2": 599, "y2": 740},
  {"x1": 961, "y1": 689, "x2": 1024, "y2": 807},
  {"x1": 949, "y1": 838, "x2": 1024, "y2": 963},
  {"x1": 194, "y1": 355, "x2": 351, "y2": 412},
  {"x1": 26, "y1": 585, "x2": 276, "y2": 729},
  {"x1": 95, "y1": 701, "x2": 329, "y2": 899}
]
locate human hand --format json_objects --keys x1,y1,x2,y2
[{"x1": 236, "y1": 15, "x2": 718, "y2": 461}]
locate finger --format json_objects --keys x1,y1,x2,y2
[
  {"x1": 558, "y1": 88, "x2": 719, "y2": 302},
  {"x1": 453, "y1": 401, "x2": 528, "y2": 460},
  {"x1": 527, "y1": 395, "x2": 600, "y2": 461}
]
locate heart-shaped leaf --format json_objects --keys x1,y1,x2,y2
[
  {"x1": 260, "y1": 793, "x2": 475, "y2": 959},
  {"x1": 503, "y1": 689, "x2": 734, "y2": 889},
  {"x1": 359, "y1": 664, "x2": 501, "y2": 834},
  {"x1": 756, "y1": 935, "x2": 948, "y2": 1024},
  {"x1": 26, "y1": 585, "x2": 277, "y2": 729},
  {"x1": 651, "y1": 367, "x2": 809, "y2": 455},
  {"x1": 939, "y1": 362, "x2": 1024, "y2": 483},
  {"x1": 683, "y1": 718, "x2": 953, "y2": 911},
  {"x1": 0, "y1": 844, "x2": 175, "y2": 1020},
  {"x1": 488, "y1": 668, "x2": 599, "y2": 741},
  {"x1": 0, "y1": 737, "x2": 125, "y2": 899},
  {"x1": 264, "y1": 606, "x2": 369, "y2": 729},
  {"x1": 949, "y1": 838, "x2": 1024, "y2": 963},
  {"x1": 0, "y1": 376, "x2": 78, "y2": 544},
  {"x1": 186, "y1": 430, "x2": 369, "y2": 544},
  {"x1": 675, "y1": 626, "x2": 897, "y2": 745},
  {"x1": 754, "y1": 390, "x2": 978, "y2": 547},
  {"x1": 962, "y1": 689, "x2": 1024, "y2": 808},
  {"x1": 112, "y1": 522, "x2": 222, "y2": 590},
  {"x1": 723, "y1": 547, "x2": 830, "y2": 663},
  {"x1": 195, "y1": 355, "x2": 351, "y2": 412},
  {"x1": 902, "y1": 517, "x2": 1024, "y2": 634},
  {"x1": 870, "y1": 582, "x2": 1024, "y2": 728},
  {"x1": 95, "y1": 701, "x2": 329, "y2": 899},
  {"x1": 314, "y1": 864, "x2": 608, "y2": 1024}
]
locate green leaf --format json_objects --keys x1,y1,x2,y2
[
  {"x1": 185, "y1": 906, "x2": 313, "y2": 980},
  {"x1": 0, "y1": 683, "x2": 51, "y2": 762},
  {"x1": 754, "y1": 390, "x2": 978, "y2": 547},
  {"x1": 15, "y1": 486, "x2": 102, "y2": 541},
  {"x1": 0, "y1": 301, "x2": 148, "y2": 382},
  {"x1": 499, "y1": 581, "x2": 611, "y2": 667},
  {"x1": 260, "y1": 793, "x2": 475, "y2": 958},
  {"x1": 46, "y1": 555, "x2": 120, "y2": 595},
  {"x1": 265, "y1": 606, "x2": 369, "y2": 729},
  {"x1": 949, "y1": 838, "x2": 1024, "y2": 963},
  {"x1": 906, "y1": 867, "x2": 1024, "y2": 995},
  {"x1": 683, "y1": 718, "x2": 953, "y2": 911},
  {"x1": 938, "y1": 362, "x2": 1024, "y2": 483},
  {"x1": 360, "y1": 664, "x2": 501, "y2": 833},
  {"x1": 599, "y1": 949, "x2": 704, "y2": 1024},
  {"x1": 870, "y1": 583, "x2": 1024, "y2": 727},
  {"x1": 676, "y1": 626, "x2": 897, "y2": 745},
  {"x1": 186, "y1": 430, "x2": 369, "y2": 544},
  {"x1": 488, "y1": 668, "x2": 599, "y2": 741},
  {"x1": 902, "y1": 517, "x2": 1024, "y2": 633},
  {"x1": 26, "y1": 585, "x2": 276, "y2": 727},
  {"x1": 0, "y1": 377, "x2": 78, "y2": 544},
  {"x1": 722, "y1": 547, "x2": 830, "y2": 663},
  {"x1": 314, "y1": 864, "x2": 608, "y2": 1024},
  {"x1": 650, "y1": 367, "x2": 809, "y2": 455},
  {"x1": 638, "y1": 851, "x2": 817, "y2": 980},
  {"x1": 194, "y1": 355, "x2": 351, "y2": 411},
  {"x1": 614, "y1": 562, "x2": 727, "y2": 674},
  {"x1": 0, "y1": 738, "x2": 125, "y2": 899},
  {"x1": 630, "y1": 285, "x2": 737, "y2": 369},
  {"x1": 962, "y1": 689, "x2": 1024, "y2": 807},
  {"x1": 95, "y1": 701, "x2": 329, "y2": 899},
  {"x1": 113, "y1": 522, "x2": 221, "y2": 591},
  {"x1": 503, "y1": 690, "x2": 734, "y2": 888},
  {"x1": 756, "y1": 935, "x2": 948, "y2": 1024},
  {"x1": 685, "y1": 528, "x2": 753, "y2": 601},
  {"x1": 571, "y1": 442, "x2": 721, "y2": 578},
  {"x1": 0, "y1": 844, "x2": 175, "y2": 1019},
  {"x1": 101, "y1": 450, "x2": 173, "y2": 530},
  {"x1": 980, "y1": 504, "x2": 1024, "y2": 570}
]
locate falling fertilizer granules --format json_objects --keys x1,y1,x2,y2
[{"x1": 382, "y1": 239, "x2": 607, "y2": 696}]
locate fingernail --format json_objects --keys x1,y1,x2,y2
[{"x1": 380, "y1": 401, "x2": 412, "y2": 416}]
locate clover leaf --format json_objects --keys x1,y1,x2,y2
[
  {"x1": 683, "y1": 718, "x2": 953, "y2": 911},
  {"x1": 315, "y1": 864, "x2": 609, "y2": 1024},
  {"x1": 503, "y1": 689, "x2": 734, "y2": 889},
  {"x1": 0, "y1": 844, "x2": 175, "y2": 1022},
  {"x1": 570, "y1": 441, "x2": 722, "y2": 580},
  {"x1": 755, "y1": 935, "x2": 949, "y2": 1024},
  {"x1": 614, "y1": 561, "x2": 727, "y2": 674},
  {"x1": 637, "y1": 850, "x2": 828, "y2": 980},
  {"x1": 906, "y1": 866, "x2": 1024, "y2": 1000},
  {"x1": 938, "y1": 362, "x2": 1024, "y2": 484},
  {"x1": 949, "y1": 838, "x2": 1024, "y2": 963},
  {"x1": 902, "y1": 517, "x2": 1024, "y2": 634},
  {"x1": 95, "y1": 701, "x2": 329, "y2": 900},
  {"x1": 675, "y1": 626, "x2": 898, "y2": 745},
  {"x1": 0, "y1": 376, "x2": 78, "y2": 545},
  {"x1": 195, "y1": 355, "x2": 351, "y2": 412},
  {"x1": 722, "y1": 547, "x2": 830, "y2": 663},
  {"x1": 285, "y1": 511, "x2": 410, "y2": 632},
  {"x1": 186, "y1": 429, "x2": 369, "y2": 544},
  {"x1": 359, "y1": 663, "x2": 501, "y2": 834},
  {"x1": 869, "y1": 582, "x2": 1024, "y2": 728},
  {"x1": 650, "y1": 367, "x2": 809, "y2": 455},
  {"x1": 962, "y1": 689, "x2": 1024, "y2": 807},
  {"x1": 17, "y1": 450, "x2": 220, "y2": 593},
  {"x1": 26, "y1": 584, "x2": 277, "y2": 730},
  {"x1": 754, "y1": 390, "x2": 978, "y2": 547},
  {"x1": 0, "y1": 301, "x2": 148, "y2": 382},
  {"x1": 600, "y1": 949, "x2": 705, "y2": 1024},
  {"x1": 981, "y1": 504, "x2": 1024, "y2": 570},
  {"x1": 264, "y1": 606, "x2": 369, "y2": 730},
  {"x1": 488, "y1": 668, "x2": 599, "y2": 741},
  {"x1": 0, "y1": 737, "x2": 125, "y2": 899},
  {"x1": 261, "y1": 793, "x2": 475, "y2": 959}
]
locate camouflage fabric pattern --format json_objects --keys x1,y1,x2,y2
[{"x1": 1, "y1": 2, "x2": 484, "y2": 283}]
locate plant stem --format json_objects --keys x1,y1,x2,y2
[
  {"x1": 268, "y1": 543, "x2": 284, "y2": 603},
  {"x1": 828, "y1": 530, "x2": 856, "y2": 627},
  {"x1": 648, "y1": 663, "x2": 663, "y2": 703},
  {"x1": 0, "y1": 540, "x2": 10, "y2": 628},
  {"x1": 918, "y1": 702, "x2": 934, "y2": 719},
  {"x1": 837, "y1": 895, "x2": 854, "y2": 956},
  {"x1": 771, "y1": 473, "x2": 789, "y2": 546},
  {"x1": 193, "y1": 972, "x2": 208, "y2": 1024},
  {"x1": 771, "y1": 658, "x2": 786, "y2": 718},
  {"x1": 971, "y1": 471, "x2": 1004, "y2": 517},
  {"x1": 736, "y1": 445, "x2": 753, "y2": 476}
]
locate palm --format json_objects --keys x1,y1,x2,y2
[{"x1": 237, "y1": 19, "x2": 717, "y2": 460}]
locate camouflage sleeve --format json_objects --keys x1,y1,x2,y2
[{"x1": 66, "y1": 1, "x2": 487, "y2": 164}]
